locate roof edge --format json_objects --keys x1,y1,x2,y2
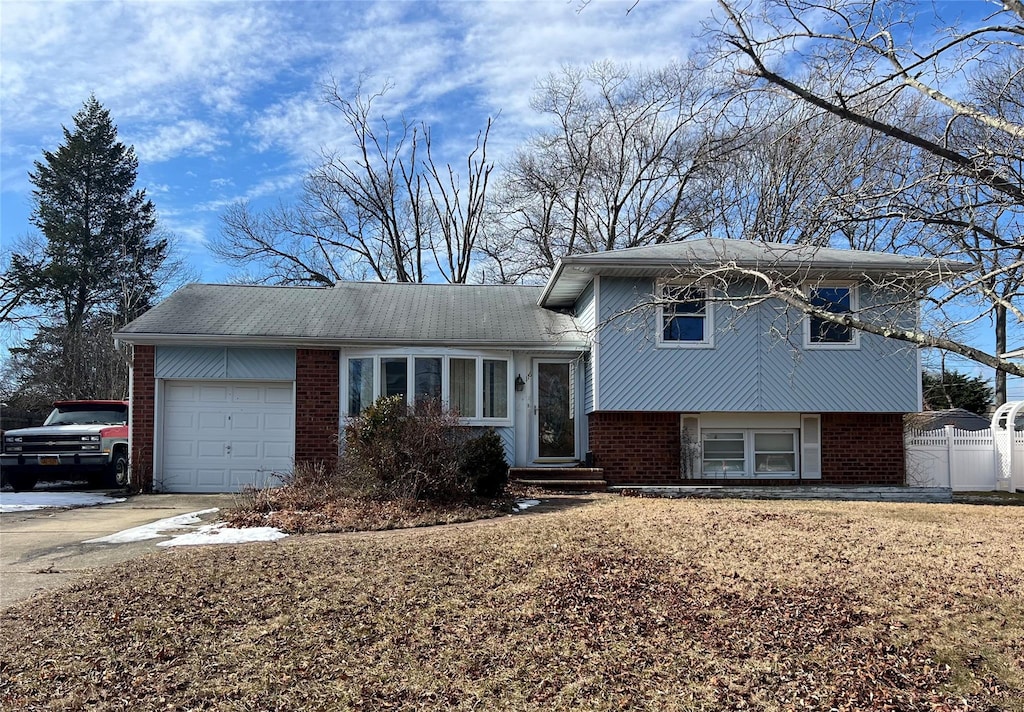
[{"x1": 114, "y1": 332, "x2": 589, "y2": 351}]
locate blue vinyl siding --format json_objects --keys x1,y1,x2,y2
[
  {"x1": 495, "y1": 426, "x2": 515, "y2": 465},
  {"x1": 596, "y1": 277, "x2": 918, "y2": 413},
  {"x1": 577, "y1": 281, "x2": 598, "y2": 415},
  {"x1": 156, "y1": 346, "x2": 296, "y2": 381}
]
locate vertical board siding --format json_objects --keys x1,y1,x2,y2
[
  {"x1": 578, "y1": 281, "x2": 597, "y2": 416},
  {"x1": 596, "y1": 277, "x2": 918, "y2": 413},
  {"x1": 576, "y1": 281, "x2": 596, "y2": 333},
  {"x1": 583, "y1": 354, "x2": 594, "y2": 415},
  {"x1": 598, "y1": 277, "x2": 759, "y2": 411},
  {"x1": 227, "y1": 348, "x2": 296, "y2": 380},
  {"x1": 156, "y1": 346, "x2": 225, "y2": 379},
  {"x1": 156, "y1": 346, "x2": 296, "y2": 381},
  {"x1": 495, "y1": 426, "x2": 515, "y2": 466}
]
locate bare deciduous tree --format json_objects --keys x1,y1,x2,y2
[
  {"x1": 215, "y1": 81, "x2": 494, "y2": 285},
  {"x1": 707, "y1": 0, "x2": 1024, "y2": 400},
  {"x1": 487, "y1": 61, "x2": 722, "y2": 281}
]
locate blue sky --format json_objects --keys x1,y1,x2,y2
[
  {"x1": 1, "y1": 0, "x2": 707, "y2": 279},
  {"x1": 1, "y1": 0, "x2": 1020, "y2": 399}
]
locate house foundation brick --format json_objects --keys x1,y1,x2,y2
[
  {"x1": 130, "y1": 345, "x2": 156, "y2": 492},
  {"x1": 588, "y1": 412, "x2": 681, "y2": 486},
  {"x1": 294, "y1": 348, "x2": 340, "y2": 468},
  {"x1": 588, "y1": 410, "x2": 907, "y2": 486},
  {"x1": 821, "y1": 412, "x2": 905, "y2": 485}
]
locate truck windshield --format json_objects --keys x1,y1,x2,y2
[{"x1": 44, "y1": 407, "x2": 128, "y2": 426}]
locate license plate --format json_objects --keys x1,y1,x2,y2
[{"x1": 39, "y1": 456, "x2": 59, "y2": 466}]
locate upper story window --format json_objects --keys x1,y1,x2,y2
[
  {"x1": 805, "y1": 283, "x2": 859, "y2": 348},
  {"x1": 346, "y1": 353, "x2": 511, "y2": 423},
  {"x1": 657, "y1": 280, "x2": 714, "y2": 348}
]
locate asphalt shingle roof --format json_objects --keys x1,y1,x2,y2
[
  {"x1": 540, "y1": 238, "x2": 973, "y2": 307},
  {"x1": 116, "y1": 282, "x2": 585, "y2": 347}
]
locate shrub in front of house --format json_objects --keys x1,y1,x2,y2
[
  {"x1": 460, "y1": 429, "x2": 509, "y2": 498},
  {"x1": 341, "y1": 395, "x2": 470, "y2": 502}
]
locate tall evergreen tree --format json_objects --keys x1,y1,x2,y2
[{"x1": 2, "y1": 96, "x2": 167, "y2": 406}]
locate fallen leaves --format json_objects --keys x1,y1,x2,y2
[{"x1": 0, "y1": 497, "x2": 1021, "y2": 710}]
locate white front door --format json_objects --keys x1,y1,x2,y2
[
  {"x1": 533, "y1": 360, "x2": 576, "y2": 461},
  {"x1": 160, "y1": 381, "x2": 295, "y2": 493}
]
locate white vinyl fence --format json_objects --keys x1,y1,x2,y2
[{"x1": 906, "y1": 426, "x2": 1024, "y2": 492}]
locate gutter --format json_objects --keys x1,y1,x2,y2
[{"x1": 111, "y1": 332, "x2": 590, "y2": 352}]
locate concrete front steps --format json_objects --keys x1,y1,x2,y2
[
  {"x1": 611, "y1": 485, "x2": 953, "y2": 504},
  {"x1": 509, "y1": 467, "x2": 607, "y2": 492}
]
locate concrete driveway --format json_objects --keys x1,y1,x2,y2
[{"x1": 0, "y1": 492, "x2": 236, "y2": 608}]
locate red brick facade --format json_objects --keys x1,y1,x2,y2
[
  {"x1": 130, "y1": 345, "x2": 156, "y2": 492},
  {"x1": 821, "y1": 412, "x2": 905, "y2": 485},
  {"x1": 588, "y1": 412, "x2": 681, "y2": 486},
  {"x1": 294, "y1": 349, "x2": 341, "y2": 468},
  {"x1": 588, "y1": 411, "x2": 906, "y2": 486}
]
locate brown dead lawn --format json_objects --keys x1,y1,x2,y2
[{"x1": 1, "y1": 496, "x2": 1022, "y2": 711}]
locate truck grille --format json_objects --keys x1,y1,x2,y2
[{"x1": 7, "y1": 435, "x2": 99, "y2": 454}]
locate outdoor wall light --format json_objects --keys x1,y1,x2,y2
[{"x1": 515, "y1": 374, "x2": 526, "y2": 391}]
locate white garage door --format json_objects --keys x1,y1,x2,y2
[{"x1": 160, "y1": 381, "x2": 295, "y2": 493}]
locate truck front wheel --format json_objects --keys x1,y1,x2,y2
[
  {"x1": 109, "y1": 449, "x2": 129, "y2": 488},
  {"x1": 8, "y1": 474, "x2": 38, "y2": 492}
]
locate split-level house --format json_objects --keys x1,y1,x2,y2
[{"x1": 115, "y1": 239, "x2": 964, "y2": 493}]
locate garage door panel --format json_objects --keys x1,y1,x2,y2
[
  {"x1": 231, "y1": 412, "x2": 260, "y2": 430},
  {"x1": 231, "y1": 440, "x2": 260, "y2": 458},
  {"x1": 197, "y1": 469, "x2": 229, "y2": 487},
  {"x1": 160, "y1": 380, "x2": 295, "y2": 493},
  {"x1": 265, "y1": 387, "x2": 293, "y2": 403},
  {"x1": 232, "y1": 386, "x2": 261, "y2": 403},
  {"x1": 264, "y1": 413, "x2": 292, "y2": 430},
  {"x1": 198, "y1": 385, "x2": 229, "y2": 401},
  {"x1": 264, "y1": 441, "x2": 292, "y2": 458},
  {"x1": 164, "y1": 411, "x2": 196, "y2": 429},
  {"x1": 197, "y1": 440, "x2": 227, "y2": 458},
  {"x1": 163, "y1": 439, "x2": 195, "y2": 457},
  {"x1": 198, "y1": 411, "x2": 228, "y2": 429},
  {"x1": 165, "y1": 383, "x2": 196, "y2": 400}
]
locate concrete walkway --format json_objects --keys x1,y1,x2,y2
[{"x1": 0, "y1": 493, "x2": 234, "y2": 608}]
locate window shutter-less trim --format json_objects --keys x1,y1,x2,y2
[
  {"x1": 681, "y1": 415, "x2": 701, "y2": 478},
  {"x1": 800, "y1": 414, "x2": 822, "y2": 479}
]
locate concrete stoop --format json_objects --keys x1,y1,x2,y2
[{"x1": 509, "y1": 467, "x2": 607, "y2": 492}]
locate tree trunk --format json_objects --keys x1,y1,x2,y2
[{"x1": 995, "y1": 303, "x2": 1007, "y2": 406}]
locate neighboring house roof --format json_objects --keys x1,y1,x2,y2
[
  {"x1": 905, "y1": 408, "x2": 991, "y2": 432},
  {"x1": 116, "y1": 282, "x2": 586, "y2": 349},
  {"x1": 540, "y1": 238, "x2": 973, "y2": 308}
]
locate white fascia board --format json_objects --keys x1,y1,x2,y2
[
  {"x1": 113, "y1": 332, "x2": 590, "y2": 352},
  {"x1": 537, "y1": 258, "x2": 566, "y2": 307}
]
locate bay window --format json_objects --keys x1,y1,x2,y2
[
  {"x1": 345, "y1": 353, "x2": 511, "y2": 423},
  {"x1": 348, "y1": 358, "x2": 374, "y2": 415},
  {"x1": 450, "y1": 358, "x2": 477, "y2": 418}
]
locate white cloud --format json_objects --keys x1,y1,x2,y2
[{"x1": 129, "y1": 120, "x2": 227, "y2": 163}]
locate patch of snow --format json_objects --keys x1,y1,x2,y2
[
  {"x1": 158, "y1": 522, "x2": 287, "y2": 547},
  {"x1": 0, "y1": 492, "x2": 126, "y2": 513},
  {"x1": 84, "y1": 508, "x2": 220, "y2": 544},
  {"x1": 513, "y1": 498, "x2": 541, "y2": 512}
]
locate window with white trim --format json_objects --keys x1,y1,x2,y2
[
  {"x1": 657, "y1": 280, "x2": 713, "y2": 347},
  {"x1": 345, "y1": 353, "x2": 511, "y2": 423},
  {"x1": 805, "y1": 283, "x2": 858, "y2": 347},
  {"x1": 701, "y1": 429, "x2": 799, "y2": 478}
]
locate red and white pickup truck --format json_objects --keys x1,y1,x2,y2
[{"x1": 1, "y1": 400, "x2": 129, "y2": 491}]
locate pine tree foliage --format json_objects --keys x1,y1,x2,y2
[
  {"x1": 1, "y1": 96, "x2": 167, "y2": 409},
  {"x1": 922, "y1": 370, "x2": 993, "y2": 416}
]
